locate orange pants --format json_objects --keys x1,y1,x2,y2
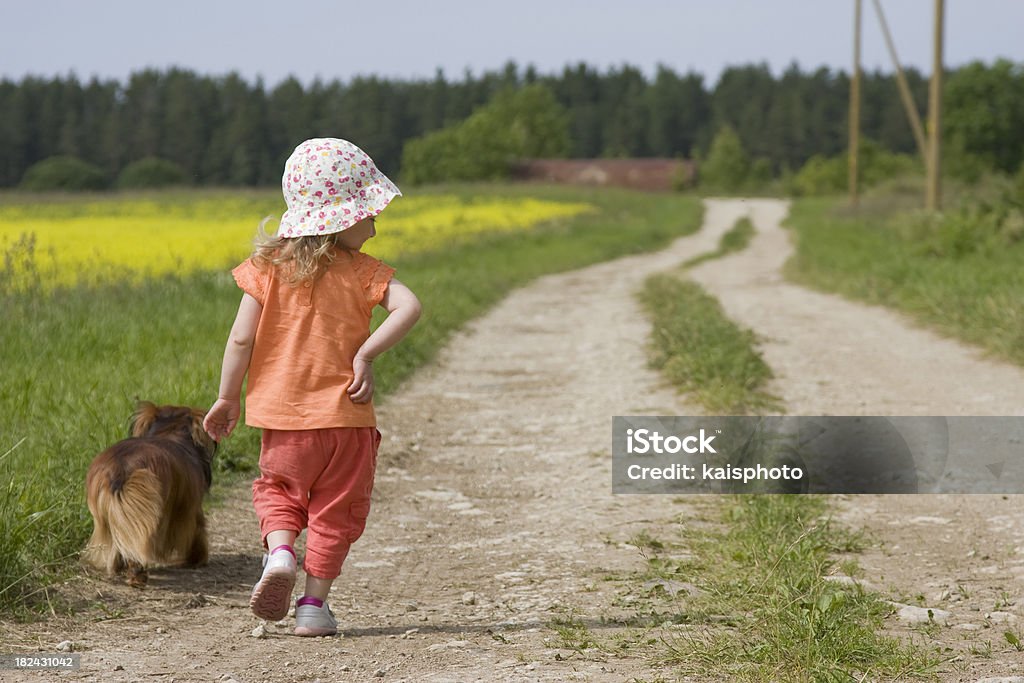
[{"x1": 252, "y1": 427, "x2": 380, "y2": 580}]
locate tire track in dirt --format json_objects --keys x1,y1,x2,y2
[{"x1": 688, "y1": 198, "x2": 1024, "y2": 681}]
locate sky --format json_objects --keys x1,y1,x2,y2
[{"x1": 3, "y1": 0, "x2": 1023, "y2": 87}]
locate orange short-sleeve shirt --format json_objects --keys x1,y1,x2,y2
[{"x1": 232, "y1": 248, "x2": 395, "y2": 430}]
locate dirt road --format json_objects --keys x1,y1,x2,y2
[
  {"x1": 5, "y1": 198, "x2": 1024, "y2": 682},
  {"x1": 688, "y1": 199, "x2": 1024, "y2": 680}
]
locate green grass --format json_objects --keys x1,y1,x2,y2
[
  {"x1": 683, "y1": 215, "x2": 756, "y2": 268},
  {"x1": 631, "y1": 496, "x2": 940, "y2": 682},
  {"x1": 632, "y1": 212, "x2": 935, "y2": 677},
  {"x1": 640, "y1": 214, "x2": 778, "y2": 415},
  {"x1": 640, "y1": 273, "x2": 779, "y2": 414},
  {"x1": 548, "y1": 613, "x2": 601, "y2": 654},
  {"x1": 784, "y1": 195, "x2": 1024, "y2": 366},
  {"x1": 0, "y1": 183, "x2": 703, "y2": 614}
]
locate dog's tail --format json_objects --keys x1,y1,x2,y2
[{"x1": 93, "y1": 468, "x2": 164, "y2": 568}]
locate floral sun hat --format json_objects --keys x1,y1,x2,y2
[{"x1": 278, "y1": 138, "x2": 401, "y2": 238}]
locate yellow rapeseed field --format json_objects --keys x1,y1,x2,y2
[{"x1": 0, "y1": 193, "x2": 592, "y2": 290}]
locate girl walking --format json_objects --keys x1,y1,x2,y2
[{"x1": 204, "y1": 138, "x2": 421, "y2": 636}]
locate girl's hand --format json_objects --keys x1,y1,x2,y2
[
  {"x1": 204, "y1": 398, "x2": 240, "y2": 441},
  {"x1": 348, "y1": 356, "x2": 375, "y2": 404}
]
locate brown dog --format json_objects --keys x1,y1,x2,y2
[{"x1": 84, "y1": 401, "x2": 216, "y2": 587}]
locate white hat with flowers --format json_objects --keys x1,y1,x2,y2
[{"x1": 278, "y1": 138, "x2": 401, "y2": 238}]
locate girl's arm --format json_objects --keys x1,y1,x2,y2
[
  {"x1": 348, "y1": 278, "x2": 422, "y2": 404},
  {"x1": 204, "y1": 293, "x2": 263, "y2": 440}
]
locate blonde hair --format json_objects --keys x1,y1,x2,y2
[{"x1": 251, "y1": 216, "x2": 343, "y2": 286}]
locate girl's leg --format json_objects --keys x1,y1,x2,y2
[
  {"x1": 302, "y1": 575, "x2": 334, "y2": 601},
  {"x1": 251, "y1": 430, "x2": 324, "y2": 621},
  {"x1": 302, "y1": 427, "x2": 379, "y2": 582},
  {"x1": 295, "y1": 578, "x2": 338, "y2": 636},
  {"x1": 266, "y1": 529, "x2": 297, "y2": 551},
  {"x1": 250, "y1": 533, "x2": 298, "y2": 621},
  {"x1": 294, "y1": 573, "x2": 336, "y2": 636},
  {"x1": 252, "y1": 429, "x2": 322, "y2": 545},
  {"x1": 294, "y1": 428, "x2": 378, "y2": 637}
]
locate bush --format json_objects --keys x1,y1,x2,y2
[
  {"x1": 860, "y1": 141, "x2": 921, "y2": 185},
  {"x1": 697, "y1": 126, "x2": 750, "y2": 191},
  {"x1": 788, "y1": 154, "x2": 846, "y2": 196},
  {"x1": 944, "y1": 137, "x2": 990, "y2": 184},
  {"x1": 787, "y1": 140, "x2": 922, "y2": 197},
  {"x1": 896, "y1": 167, "x2": 1024, "y2": 259},
  {"x1": 19, "y1": 156, "x2": 108, "y2": 191},
  {"x1": 748, "y1": 157, "x2": 773, "y2": 186},
  {"x1": 401, "y1": 84, "x2": 570, "y2": 185},
  {"x1": 117, "y1": 157, "x2": 188, "y2": 189},
  {"x1": 899, "y1": 196, "x2": 1024, "y2": 259}
]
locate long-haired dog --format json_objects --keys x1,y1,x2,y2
[{"x1": 84, "y1": 401, "x2": 216, "y2": 587}]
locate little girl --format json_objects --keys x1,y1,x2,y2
[{"x1": 203, "y1": 138, "x2": 421, "y2": 636}]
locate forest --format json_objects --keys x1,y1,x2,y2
[{"x1": 0, "y1": 59, "x2": 1021, "y2": 188}]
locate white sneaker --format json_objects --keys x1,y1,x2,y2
[
  {"x1": 249, "y1": 550, "x2": 296, "y2": 621},
  {"x1": 294, "y1": 599, "x2": 338, "y2": 637}
]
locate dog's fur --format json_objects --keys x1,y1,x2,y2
[{"x1": 84, "y1": 401, "x2": 216, "y2": 586}]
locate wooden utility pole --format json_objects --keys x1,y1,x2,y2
[
  {"x1": 872, "y1": 0, "x2": 929, "y2": 162},
  {"x1": 849, "y1": 0, "x2": 862, "y2": 207},
  {"x1": 926, "y1": 0, "x2": 945, "y2": 211}
]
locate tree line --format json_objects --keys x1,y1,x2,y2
[{"x1": 0, "y1": 59, "x2": 1020, "y2": 188}]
